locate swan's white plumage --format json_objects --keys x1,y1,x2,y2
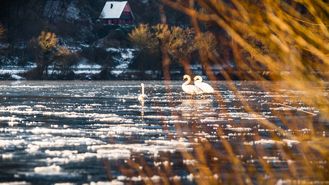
[
  {"x1": 182, "y1": 75, "x2": 203, "y2": 95},
  {"x1": 138, "y1": 83, "x2": 147, "y2": 102},
  {"x1": 194, "y1": 76, "x2": 214, "y2": 93}
]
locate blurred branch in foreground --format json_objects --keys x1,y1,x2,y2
[
  {"x1": 152, "y1": 0, "x2": 329, "y2": 184},
  {"x1": 162, "y1": 0, "x2": 329, "y2": 117}
]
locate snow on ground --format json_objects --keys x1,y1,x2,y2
[
  {"x1": 66, "y1": 1, "x2": 80, "y2": 21},
  {"x1": 0, "y1": 68, "x2": 29, "y2": 75},
  {"x1": 72, "y1": 63, "x2": 102, "y2": 73},
  {"x1": 0, "y1": 182, "x2": 30, "y2": 185},
  {"x1": 108, "y1": 48, "x2": 135, "y2": 76},
  {"x1": 0, "y1": 48, "x2": 135, "y2": 77},
  {"x1": 11, "y1": 74, "x2": 24, "y2": 80}
]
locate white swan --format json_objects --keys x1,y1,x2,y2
[
  {"x1": 182, "y1": 75, "x2": 203, "y2": 95},
  {"x1": 194, "y1": 76, "x2": 214, "y2": 93},
  {"x1": 138, "y1": 83, "x2": 147, "y2": 103}
]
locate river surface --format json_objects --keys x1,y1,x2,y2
[{"x1": 0, "y1": 81, "x2": 328, "y2": 185}]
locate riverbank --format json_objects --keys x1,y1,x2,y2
[{"x1": 1, "y1": 66, "x2": 329, "y2": 81}]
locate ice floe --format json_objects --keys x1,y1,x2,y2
[
  {"x1": 244, "y1": 139, "x2": 300, "y2": 147},
  {"x1": 0, "y1": 139, "x2": 26, "y2": 148},
  {"x1": 89, "y1": 181, "x2": 124, "y2": 185},
  {"x1": 34, "y1": 164, "x2": 62, "y2": 175},
  {"x1": 1, "y1": 153, "x2": 13, "y2": 159}
]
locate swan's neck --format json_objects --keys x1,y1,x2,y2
[
  {"x1": 183, "y1": 76, "x2": 191, "y2": 86},
  {"x1": 141, "y1": 84, "x2": 144, "y2": 95}
]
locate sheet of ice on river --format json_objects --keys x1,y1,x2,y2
[{"x1": 0, "y1": 81, "x2": 322, "y2": 184}]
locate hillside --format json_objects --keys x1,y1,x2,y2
[{"x1": 0, "y1": 0, "x2": 192, "y2": 80}]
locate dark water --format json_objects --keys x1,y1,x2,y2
[{"x1": 0, "y1": 81, "x2": 327, "y2": 185}]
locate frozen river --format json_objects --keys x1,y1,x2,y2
[{"x1": 0, "y1": 81, "x2": 328, "y2": 185}]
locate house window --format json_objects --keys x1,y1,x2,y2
[{"x1": 112, "y1": 19, "x2": 118, "y2": 24}]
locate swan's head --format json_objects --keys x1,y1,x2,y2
[
  {"x1": 183, "y1": 75, "x2": 190, "y2": 81},
  {"x1": 141, "y1": 83, "x2": 144, "y2": 88},
  {"x1": 194, "y1": 76, "x2": 203, "y2": 82}
]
